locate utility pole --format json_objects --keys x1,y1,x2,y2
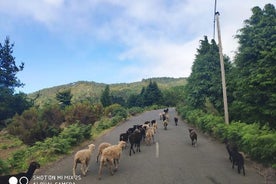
[{"x1": 215, "y1": 12, "x2": 229, "y2": 125}]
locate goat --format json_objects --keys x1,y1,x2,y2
[
  {"x1": 73, "y1": 144, "x2": 95, "y2": 178},
  {"x1": 128, "y1": 129, "x2": 142, "y2": 156},
  {"x1": 98, "y1": 141, "x2": 126, "y2": 180},
  {"x1": 223, "y1": 138, "x2": 237, "y2": 163},
  {"x1": 0, "y1": 161, "x2": 40, "y2": 184},
  {"x1": 232, "y1": 146, "x2": 246, "y2": 176},
  {"x1": 163, "y1": 120, "x2": 168, "y2": 130},
  {"x1": 174, "y1": 117, "x2": 178, "y2": 126},
  {"x1": 145, "y1": 127, "x2": 155, "y2": 145},
  {"x1": 188, "y1": 128, "x2": 197, "y2": 146},
  {"x1": 96, "y1": 142, "x2": 112, "y2": 163},
  {"x1": 119, "y1": 132, "x2": 129, "y2": 149},
  {"x1": 151, "y1": 120, "x2": 156, "y2": 126}
]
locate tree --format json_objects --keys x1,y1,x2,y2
[
  {"x1": 143, "y1": 80, "x2": 163, "y2": 106},
  {"x1": 0, "y1": 37, "x2": 30, "y2": 128},
  {"x1": 163, "y1": 86, "x2": 186, "y2": 106},
  {"x1": 56, "y1": 90, "x2": 72, "y2": 108},
  {"x1": 0, "y1": 37, "x2": 24, "y2": 90},
  {"x1": 100, "y1": 85, "x2": 111, "y2": 107},
  {"x1": 230, "y1": 4, "x2": 276, "y2": 127},
  {"x1": 185, "y1": 36, "x2": 231, "y2": 113}
]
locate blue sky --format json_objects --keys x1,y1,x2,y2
[{"x1": 0, "y1": 0, "x2": 273, "y2": 93}]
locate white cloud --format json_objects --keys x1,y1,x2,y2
[{"x1": 1, "y1": 0, "x2": 275, "y2": 92}]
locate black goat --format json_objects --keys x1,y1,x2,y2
[
  {"x1": 223, "y1": 138, "x2": 237, "y2": 162},
  {"x1": 119, "y1": 132, "x2": 129, "y2": 149},
  {"x1": 188, "y1": 128, "x2": 197, "y2": 146},
  {"x1": 151, "y1": 120, "x2": 156, "y2": 126},
  {"x1": 223, "y1": 138, "x2": 245, "y2": 175},
  {"x1": 174, "y1": 117, "x2": 178, "y2": 126},
  {"x1": 232, "y1": 147, "x2": 246, "y2": 176},
  {"x1": 0, "y1": 161, "x2": 40, "y2": 184},
  {"x1": 120, "y1": 132, "x2": 129, "y2": 142},
  {"x1": 128, "y1": 129, "x2": 142, "y2": 156}
]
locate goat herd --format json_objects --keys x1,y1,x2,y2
[{"x1": 0, "y1": 108, "x2": 246, "y2": 183}]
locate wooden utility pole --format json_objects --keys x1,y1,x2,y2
[{"x1": 215, "y1": 12, "x2": 229, "y2": 125}]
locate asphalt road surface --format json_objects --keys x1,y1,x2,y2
[{"x1": 32, "y1": 108, "x2": 265, "y2": 184}]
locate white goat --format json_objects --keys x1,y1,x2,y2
[
  {"x1": 98, "y1": 141, "x2": 126, "y2": 180},
  {"x1": 96, "y1": 142, "x2": 112, "y2": 163},
  {"x1": 145, "y1": 127, "x2": 156, "y2": 145},
  {"x1": 73, "y1": 144, "x2": 95, "y2": 178}
]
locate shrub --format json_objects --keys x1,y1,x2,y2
[
  {"x1": 7, "y1": 108, "x2": 61, "y2": 145},
  {"x1": 65, "y1": 103, "x2": 98, "y2": 125},
  {"x1": 178, "y1": 104, "x2": 276, "y2": 167},
  {"x1": 0, "y1": 158, "x2": 10, "y2": 175},
  {"x1": 104, "y1": 104, "x2": 122, "y2": 116},
  {"x1": 6, "y1": 123, "x2": 93, "y2": 173},
  {"x1": 128, "y1": 107, "x2": 143, "y2": 116},
  {"x1": 59, "y1": 123, "x2": 92, "y2": 146}
]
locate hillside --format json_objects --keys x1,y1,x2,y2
[{"x1": 29, "y1": 77, "x2": 187, "y2": 107}]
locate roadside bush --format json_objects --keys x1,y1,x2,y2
[
  {"x1": 177, "y1": 104, "x2": 276, "y2": 167},
  {"x1": 113, "y1": 107, "x2": 128, "y2": 119},
  {"x1": 59, "y1": 123, "x2": 92, "y2": 146},
  {"x1": 0, "y1": 158, "x2": 10, "y2": 175},
  {"x1": 7, "y1": 108, "x2": 60, "y2": 145},
  {"x1": 128, "y1": 107, "x2": 143, "y2": 116},
  {"x1": 40, "y1": 104, "x2": 64, "y2": 126},
  {"x1": 95, "y1": 118, "x2": 113, "y2": 132},
  {"x1": 111, "y1": 115, "x2": 124, "y2": 126},
  {"x1": 65, "y1": 103, "x2": 98, "y2": 125},
  {"x1": 6, "y1": 123, "x2": 92, "y2": 173},
  {"x1": 104, "y1": 104, "x2": 122, "y2": 116}
]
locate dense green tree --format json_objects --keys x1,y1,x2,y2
[
  {"x1": 111, "y1": 95, "x2": 126, "y2": 107},
  {"x1": 185, "y1": 36, "x2": 231, "y2": 113},
  {"x1": 126, "y1": 94, "x2": 139, "y2": 107},
  {"x1": 143, "y1": 80, "x2": 163, "y2": 106},
  {"x1": 56, "y1": 90, "x2": 72, "y2": 108},
  {"x1": 163, "y1": 86, "x2": 186, "y2": 106},
  {"x1": 0, "y1": 37, "x2": 31, "y2": 128},
  {"x1": 126, "y1": 82, "x2": 163, "y2": 107},
  {"x1": 100, "y1": 85, "x2": 112, "y2": 107},
  {"x1": 230, "y1": 4, "x2": 276, "y2": 127},
  {"x1": 0, "y1": 37, "x2": 24, "y2": 90}
]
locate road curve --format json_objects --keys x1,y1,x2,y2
[{"x1": 32, "y1": 108, "x2": 265, "y2": 184}]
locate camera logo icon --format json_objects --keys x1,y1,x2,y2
[{"x1": 9, "y1": 176, "x2": 29, "y2": 184}]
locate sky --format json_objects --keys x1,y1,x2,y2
[{"x1": 0, "y1": 0, "x2": 274, "y2": 93}]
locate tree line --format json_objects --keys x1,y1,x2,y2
[{"x1": 185, "y1": 3, "x2": 275, "y2": 129}]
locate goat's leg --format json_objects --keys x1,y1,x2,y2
[
  {"x1": 129, "y1": 144, "x2": 135, "y2": 156},
  {"x1": 96, "y1": 153, "x2": 100, "y2": 163},
  {"x1": 109, "y1": 159, "x2": 114, "y2": 175},
  {"x1": 81, "y1": 162, "x2": 86, "y2": 176},
  {"x1": 73, "y1": 162, "x2": 77, "y2": 178},
  {"x1": 242, "y1": 166, "x2": 245, "y2": 176},
  {"x1": 84, "y1": 160, "x2": 89, "y2": 174},
  {"x1": 137, "y1": 143, "x2": 141, "y2": 152},
  {"x1": 98, "y1": 160, "x2": 103, "y2": 180},
  {"x1": 114, "y1": 159, "x2": 119, "y2": 171}
]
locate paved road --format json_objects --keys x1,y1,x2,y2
[{"x1": 32, "y1": 108, "x2": 265, "y2": 184}]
